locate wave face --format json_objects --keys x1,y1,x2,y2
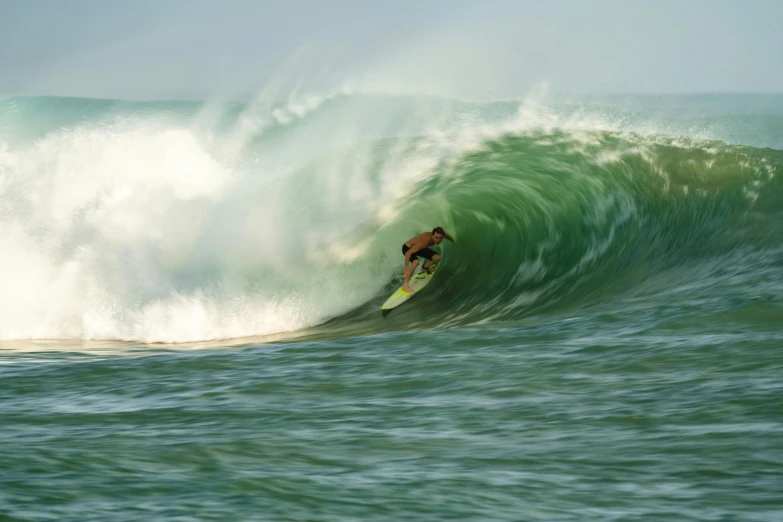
[{"x1": 0, "y1": 94, "x2": 782, "y2": 342}]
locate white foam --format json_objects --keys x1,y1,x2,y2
[{"x1": 0, "y1": 93, "x2": 467, "y2": 342}]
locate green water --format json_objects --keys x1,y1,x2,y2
[{"x1": 1, "y1": 93, "x2": 782, "y2": 520}]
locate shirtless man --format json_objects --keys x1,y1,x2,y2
[{"x1": 401, "y1": 226, "x2": 455, "y2": 292}]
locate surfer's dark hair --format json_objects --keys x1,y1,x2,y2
[{"x1": 432, "y1": 227, "x2": 445, "y2": 235}]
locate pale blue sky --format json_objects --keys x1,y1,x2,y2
[{"x1": 1, "y1": 0, "x2": 781, "y2": 100}]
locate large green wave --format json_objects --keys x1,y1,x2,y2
[
  {"x1": 340, "y1": 129, "x2": 783, "y2": 333},
  {"x1": 1, "y1": 94, "x2": 781, "y2": 342}
]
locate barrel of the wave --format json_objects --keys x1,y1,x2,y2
[{"x1": 380, "y1": 264, "x2": 438, "y2": 316}]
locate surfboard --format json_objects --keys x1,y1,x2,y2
[{"x1": 381, "y1": 263, "x2": 438, "y2": 315}]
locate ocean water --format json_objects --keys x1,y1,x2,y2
[{"x1": 1, "y1": 92, "x2": 782, "y2": 520}]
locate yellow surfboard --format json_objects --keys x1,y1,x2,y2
[{"x1": 381, "y1": 263, "x2": 438, "y2": 315}]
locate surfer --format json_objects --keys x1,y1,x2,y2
[{"x1": 402, "y1": 227, "x2": 454, "y2": 292}]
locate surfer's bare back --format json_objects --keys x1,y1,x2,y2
[{"x1": 401, "y1": 227, "x2": 454, "y2": 292}]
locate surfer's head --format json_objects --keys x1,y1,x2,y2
[{"x1": 432, "y1": 226, "x2": 445, "y2": 244}]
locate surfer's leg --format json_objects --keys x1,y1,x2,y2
[
  {"x1": 417, "y1": 249, "x2": 436, "y2": 272},
  {"x1": 422, "y1": 254, "x2": 441, "y2": 273},
  {"x1": 403, "y1": 259, "x2": 419, "y2": 292}
]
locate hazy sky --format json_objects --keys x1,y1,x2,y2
[{"x1": 1, "y1": 0, "x2": 782, "y2": 100}]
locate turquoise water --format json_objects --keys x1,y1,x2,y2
[{"x1": 1, "y1": 93, "x2": 782, "y2": 520}]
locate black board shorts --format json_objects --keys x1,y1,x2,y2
[{"x1": 402, "y1": 243, "x2": 437, "y2": 261}]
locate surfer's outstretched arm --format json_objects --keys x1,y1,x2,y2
[{"x1": 443, "y1": 232, "x2": 455, "y2": 243}]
